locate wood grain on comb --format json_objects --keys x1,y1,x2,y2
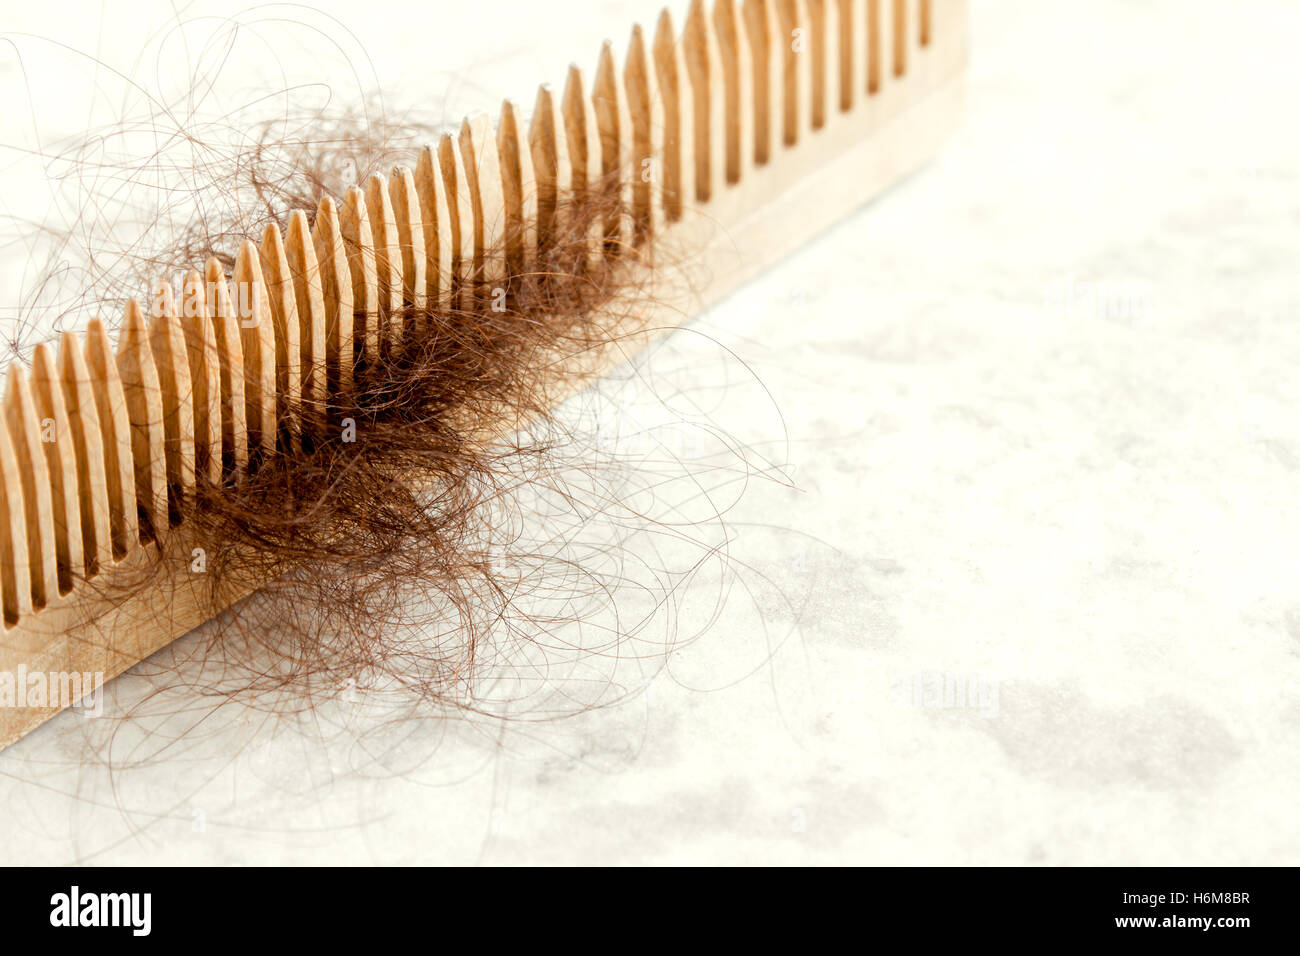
[{"x1": 0, "y1": 0, "x2": 964, "y2": 747}]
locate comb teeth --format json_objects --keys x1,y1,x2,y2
[{"x1": 0, "y1": 0, "x2": 965, "y2": 744}]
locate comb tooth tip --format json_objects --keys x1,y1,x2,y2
[
  {"x1": 125, "y1": 298, "x2": 146, "y2": 327},
  {"x1": 118, "y1": 301, "x2": 149, "y2": 353}
]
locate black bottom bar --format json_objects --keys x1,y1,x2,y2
[{"x1": 0, "y1": 865, "x2": 1287, "y2": 943}]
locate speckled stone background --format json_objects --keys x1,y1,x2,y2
[{"x1": 0, "y1": 0, "x2": 1297, "y2": 864}]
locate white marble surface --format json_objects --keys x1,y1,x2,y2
[{"x1": 1, "y1": 0, "x2": 1298, "y2": 864}]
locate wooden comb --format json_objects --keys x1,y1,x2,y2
[{"x1": 0, "y1": 0, "x2": 968, "y2": 749}]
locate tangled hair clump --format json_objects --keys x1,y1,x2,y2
[{"x1": 176, "y1": 175, "x2": 679, "y2": 719}]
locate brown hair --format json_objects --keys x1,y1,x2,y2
[{"x1": 0, "y1": 21, "x2": 785, "y2": 758}]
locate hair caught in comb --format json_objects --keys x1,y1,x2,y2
[{"x1": 0, "y1": 0, "x2": 964, "y2": 752}]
